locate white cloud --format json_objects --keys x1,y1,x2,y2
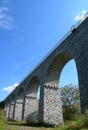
[
  {"x1": 0, "y1": 6, "x2": 9, "y2": 13},
  {"x1": 75, "y1": 10, "x2": 88, "y2": 22},
  {"x1": 0, "y1": 1, "x2": 16, "y2": 30},
  {"x1": 2, "y1": 83, "x2": 19, "y2": 93}
]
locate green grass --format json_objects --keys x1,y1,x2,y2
[
  {"x1": 0, "y1": 109, "x2": 7, "y2": 130},
  {"x1": 0, "y1": 109, "x2": 88, "y2": 130}
]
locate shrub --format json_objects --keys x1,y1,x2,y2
[
  {"x1": 76, "y1": 109, "x2": 88, "y2": 128},
  {"x1": 0, "y1": 109, "x2": 6, "y2": 130},
  {"x1": 81, "y1": 109, "x2": 88, "y2": 128},
  {"x1": 0, "y1": 101, "x2": 4, "y2": 109},
  {"x1": 63, "y1": 104, "x2": 80, "y2": 120},
  {"x1": 60, "y1": 84, "x2": 80, "y2": 121}
]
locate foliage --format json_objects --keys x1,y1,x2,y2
[
  {"x1": 0, "y1": 106, "x2": 88, "y2": 130},
  {"x1": 76, "y1": 109, "x2": 88, "y2": 128},
  {"x1": 60, "y1": 84, "x2": 80, "y2": 106},
  {"x1": 0, "y1": 109, "x2": 6, "y2": 130},
  {"x1": 60, "y1": 84, "x2": 80, "y2": 120},
  {"x1": 0, "y1": 101, "x2": 4, "y2": 109}
]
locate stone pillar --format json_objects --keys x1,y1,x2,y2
[
  {"x1": 13, "y1": 95, "x2": 17, "y2": 120},
  {"x1": 8, "y1": 103, "x2": 14, "y2": 120},
  {"x1": 14, "y1": 101, "x2": 23, "y2": 120},
  {"x1": 76, "y1": 51, "x2": 88, "y2": 113},
  {"x1": 43, "y1": 85, "x2": 63, "y2": 126},
  {"x1": 5, "y1": 104, "x2": 8, "y2": 118},
  {"x1": 6, "y1": 104, "x2": 10, "y2": 119},
  {"x1": 14, "y1": 92, "x2": 23, "y2": 120},
  {"x1": 22, "y1": 89, "x2": 26, "y2": 120},
  {"x1": 24, "y1": 96, "x2": 39, "y2": 122},
  {"x1": 38, "y1": 83, "x2": 44, "y2": 122}
]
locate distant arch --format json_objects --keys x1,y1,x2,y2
[
  {"x1": 9, "y1": 94, "x2": 15, "y2": 120},
  {"x1": 6, "y1": 98, "x2": 11, "y2": 118},
  {"x1": 17, "y1": 87, "x2": 24, "y2": 99},
  {"x1": 27, "y1": 76, "x2": 40, "y2": 98},
  {"x1": 14, "y1": 87, "x2": 24, "y2": 120},
  {"x1": 24, "y1": 76, "x2": 40, "y2": 122}
]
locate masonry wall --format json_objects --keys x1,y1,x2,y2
[
  {"x1": 14, "y1": 89, "x2": 24, "y2": 120},
  {"x1": 6, "y1": 105, "x2": 9, "y2": 118},
  {"x1": 24, "y1": 97, "x2": 39, "y2": 122},
  {"x1": 9, "y1": 104, "x2": 14, "y2": 120},
  {"x1": 43, "y1": 86, "x2": 63, "y2": 126},
  {"x1": 14, "y1": 102, "x2": 23, "y2": 120}
]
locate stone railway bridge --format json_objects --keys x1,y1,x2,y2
[{"x1": 4, "y1": 17, "x2": 88, "y2": 126}]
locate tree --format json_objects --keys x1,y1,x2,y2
[
  {"x1": 0, "y1": 101, "x2": 4, "y2": 109},
  {"x1": 60, "y1": 84, "x2": 80, "y2": 120}
]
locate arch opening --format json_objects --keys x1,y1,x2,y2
[
  {"x1": 14, "y1": 87, "x2": 24, "y2": 120},
  {"x1": 44, "y1": 53, "x2": 80, "y2": 125},
  {"x1": 6, "y1": 99, "x2": 11, "y2": 119},
  {"x1": 45, "y1": 53, "x2": 72, "y2": 87},
  {"x1": 9, "y1": 94, "x2": 15, "y2": 120},
  {"x1": 24, "y1": 76, "x2": 40, "y2": 122},
  {"x1": 60, "y1": 59, "x2": 80, "y2": 120},
  {"x1": 60, "y1": 59, "x2": 78, "y2": 87}
]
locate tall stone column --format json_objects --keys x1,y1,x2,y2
[
  {"x1": 13, "y1": 95, "x2": 17, "y2": 120},
  {"x1": 9, "y1": 103, "x2": 14, "y2": 120},
  {"x1": 22, "y1": 89, "x2": 27, "y2": 120},
  {"x1": 38, "y1": 83, "x2": 44, "y2": 122},
  {"x1": 14, "y1": 91, "x2": 24, "y2": 120},
  {"x1": 76, "y1": 50, "x2": 88, "y2": 113},
  {"x1": 6, "y1": 104, "x2": 9, "y2": 118},
  {"x1": 24, "y1": 96, "x2": 39, "y2": 122},
  {"x1": 43, "y1": 85, "x2": 63, "y2": 126},
  {"x1": 39, "y1": 80, "x2": 63, "y2": 126}
]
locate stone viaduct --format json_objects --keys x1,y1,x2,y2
[{"x1": 4, "y1": 16, "x2": 88, "y2": 126}]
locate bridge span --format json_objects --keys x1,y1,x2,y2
[{"x1": 4, "y1": 16, "x2": 88, "y2": 126}]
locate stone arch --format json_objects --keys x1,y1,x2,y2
[
  {"x1": 17, "y1": 87, "x2": 24, "y2": 99},
  {"x1": 27, "y1": 76, "x2": 40, "y2": 98},
  {"x1": 24, "y1": 76, "x2": 40, "y2": 122},
  {"x1": 6, "y1": 98, "x2": 11, "y2": 119},
  {"x1": 14, "y1": 87, "x2": 24, "y2": 120},
  {"x1": 9, "y1": 94, "x2": 15, "y2": 120},
  {"x1": 45, "y1": 53, "x2": 73, "y2": 87},
  {"x1": 43, "y1": 52, "x2": 79, "y2": 126},
  {"x1": 59, "y1": 59, "x2": 78, "y2": 86}
]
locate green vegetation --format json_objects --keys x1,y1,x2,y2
[
  {"x1": 0, "y1": 101, "x2": 4, "y2": 109},
  {"x1": 60, "y1": 84, "x2": 80, "y2": 120},
  {"x1": 0, "y1": 109, "x2": 6, "y2": 130},
  {"x1": 0, "y1": 109, "x2": 88, "y2": 130}
]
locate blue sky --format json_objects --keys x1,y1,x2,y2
[{"x1": 0, "y1": 0, "x2": 88, "y2": 101}]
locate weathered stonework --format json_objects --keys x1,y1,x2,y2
[
  {"x1": 43, "y1": 86, "x2": 63, "y2": 126},
  {"x1": 24, "y1": 97, "x2": 39, "y2": 122},
  {"x1": 4, "y1": 17, "x2": 88, "y2": 126}
]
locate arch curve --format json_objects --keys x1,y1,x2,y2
[
  {"x1": 45, "y1": 52, "x2": 73, "y2": 87},
  {"x1": 24, "y1": 76, "x2": 40, "y2": 122},
  {"x1": 26, "y1": 76, "x2": 40, "y2": 98},
  {"x1": 17, "y1": 87, "x2": 24, "y2": 99},
  {"x1": 14, "y1": 87, "x2": 24, "y2": 120}
]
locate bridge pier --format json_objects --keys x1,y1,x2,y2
[
  {"x1": 24, "y1": 96, "x2": 39, "y2": 122},
  {"x1": 43, "y1": 85, "x2": 63, "y2": 126},
  {"x1": 38, "y1": 82, "x2": 63, "y2": 126},
  {"x1": 76, "y1": 51, "x2": 88, "y2": 113}
]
